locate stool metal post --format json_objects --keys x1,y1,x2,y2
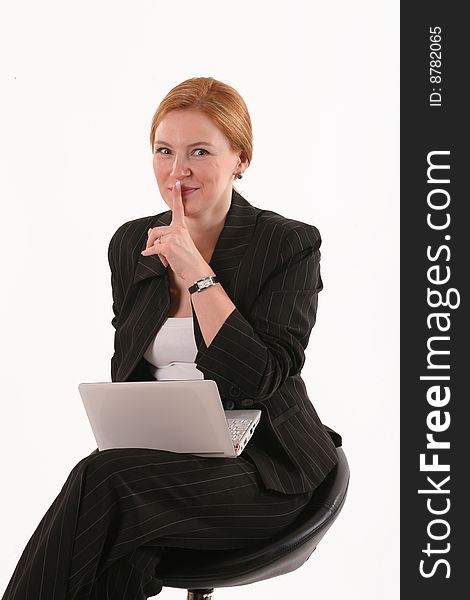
[{"x1": 188, "y1": 589, "x2": 214, "y2": 600}]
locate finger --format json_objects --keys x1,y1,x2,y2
[
  {"x1": 170, "y1": 181, "x2": 185, "y2": 226},
  {"x1": 151, "y1": 241, "x2": 169, "y2": 267},
  {"x1": 141, "y1": 239, "x2": 164, "y2": 255},
  {"x1": 146, "y1": 225, "x2": 173, "y2": 248},
  {"x1": 140, "y1": 240, "x2": 168, "y2": 268}
]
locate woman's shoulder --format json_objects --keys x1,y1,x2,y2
[
  {"x1": 255, "y1": 206, "x2": 322, "y2": 249},
  {"x1": 235, "y1": 188, "x2": 321, "y2": 239}
]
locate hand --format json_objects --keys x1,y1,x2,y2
[{"x1": 141, "y1": 181, "x2": 210, "y2": 283}]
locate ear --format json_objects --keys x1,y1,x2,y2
[{"x1": 237, "y1": 151, "x2": 250, "y2": 172}]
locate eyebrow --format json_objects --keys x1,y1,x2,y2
[{"x1": 153, "y1": 140, "x2": 215, "y2": 148}]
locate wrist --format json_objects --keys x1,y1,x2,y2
[{"x1": 183, "y1": 262, "x2": 216, "y2": 287}]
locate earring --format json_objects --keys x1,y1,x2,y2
[{"x1": 236, "y1": 172, "x2": 243, "y2": 179}]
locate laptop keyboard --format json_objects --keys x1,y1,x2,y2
[{"x1": 226, "y1": 418, "x2": 253, "y2": 443}]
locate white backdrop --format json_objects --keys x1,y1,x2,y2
[{"x1": 0, "y1": 1, "x2": 399, "y2": 598}]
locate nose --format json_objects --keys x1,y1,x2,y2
[{"x1": 170, "y1": 154, "x2": 191, "y2": 179}]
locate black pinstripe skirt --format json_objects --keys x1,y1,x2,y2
[{"x1": 2, "y1": 447, "x2": 313, "y2": 599}]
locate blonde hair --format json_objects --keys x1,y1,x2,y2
[{"x1": 149, "y1": 77, "x2": 253, "y2": 167}]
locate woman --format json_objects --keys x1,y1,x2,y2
[{"x1": 2, "y1": 77, "x2": 340, "y2": 599}]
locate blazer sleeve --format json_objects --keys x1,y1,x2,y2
[
  {"x1": 107, "y1": 227, "x2": 125, "y2": 330},
  {"x1": 195, "y1": 225, "x2": 323, "y2": 406}
]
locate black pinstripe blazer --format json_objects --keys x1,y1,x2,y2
[{"x1": 107, "y1": 188, "x2": 341, "y2": 495}]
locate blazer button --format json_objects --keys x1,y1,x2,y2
[
  {"x1": 229, "y1": 386, "x2": 241, "y2": 397},
  {"x1": 223, "y1": 400, "x2": 235, "y2": 410}
]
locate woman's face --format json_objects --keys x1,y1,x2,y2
[{"x1": 152, "y1": 108, "x2": 246, "y2": 219}]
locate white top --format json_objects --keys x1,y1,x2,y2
[{"x1": 143, "y1": 317, "x2": 204, "y2": 381}]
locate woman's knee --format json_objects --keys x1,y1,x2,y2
[{"x1": 76, "y1": 447, "x2": 170, "y2": 479}]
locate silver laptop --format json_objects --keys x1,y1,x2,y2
[{"x1": 78, "y1": 380, "x2": 261, "y2": 458}]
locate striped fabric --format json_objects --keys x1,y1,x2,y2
[
  {"x1": 108, "y1": 188, "x2": 339, "y2": 495},
  {"x1": 2, "y1": 448, "x2": 314, "y2": 599},
  {"x1": 1, "y1": 188, "x2": 341, "y2": 599}
]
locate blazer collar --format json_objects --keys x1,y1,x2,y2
[{"x1": 133, "y1": 188, "x2": 261, "y2": 285}]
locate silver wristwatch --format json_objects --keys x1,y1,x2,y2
[{"x1": 188, "y1": 275, "x2": 219, "y2": 294}]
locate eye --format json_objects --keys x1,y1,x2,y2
[
  {"x1": 193, "y1": 148, "x2": 209, "y2": 156},
  {"x1": 154, "y1": 147, "x2": 171, "y2": 155}
]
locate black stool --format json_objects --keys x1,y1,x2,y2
[{"x1": 155, "y1": 447, "x2": 349, "y2": 599}]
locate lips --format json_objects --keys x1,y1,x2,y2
[{"x1": 169, "y1": 186, "x2": 198, "y2": 193}]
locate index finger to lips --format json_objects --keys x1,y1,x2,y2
[{"x1": 170, "y1": 181, "x2": 185, "y2": 226}]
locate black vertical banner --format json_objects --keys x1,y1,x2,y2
[{"x1": 401, "y1": 3, "x2": 468, "y2": 598}]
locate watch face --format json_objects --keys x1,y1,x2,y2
[{"x1": 198, "y1": 279, "x2": 211, "y2": 289}]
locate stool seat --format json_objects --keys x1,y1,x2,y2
[{"x1": 157, "y1": 447, "x2": 349, "y2": 592}]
